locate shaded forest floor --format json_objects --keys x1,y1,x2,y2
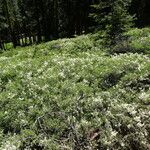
[{"x1": 0, "y1": 28, "x2": 150, "y2": 149}]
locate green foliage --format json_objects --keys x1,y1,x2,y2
[
  {"x1": 110, "y1": 28, "x2": 150, "y2": 54},
  {"x1": 126, "y1": 28, "x2": 150, "y2": 54},
  {"x1": 0, "y1": 29, "x2": 150, "y2": 149},
  {"x1": 91, "y1": 0, "x2": 133, "y2": 46}
]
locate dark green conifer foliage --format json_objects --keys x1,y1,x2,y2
[
  {"x1": 91, "y1": 0, "x2": 133, "y2": 46},
  {"x1": 0, "y1": 0, "x2": 150, "y2": 49}
]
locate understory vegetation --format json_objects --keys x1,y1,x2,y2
[{"x1": 0, "y1": 28, "x2": 149, "y2": 149}]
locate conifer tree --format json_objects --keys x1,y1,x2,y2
[
  {"x1": 0, "y1": 0, "x2": 7, "y2": 49},
  {"x1": 91, "y1": 0, "x2": 133, "y2": 46},
  {"x1": 0, "y1": 0, "x2": 150, "y2": 49}
]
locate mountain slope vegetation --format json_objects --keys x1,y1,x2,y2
[{"x1": 0, "y1": 28, "x2": 150, "y2": 149}]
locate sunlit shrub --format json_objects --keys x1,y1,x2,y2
[{"x1": 0, "y1": 29, "x2": 149, "y2": 149}]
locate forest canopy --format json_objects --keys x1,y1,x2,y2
[{"x1": 0, "y1": 0, "x2": 150, "y2": 48}]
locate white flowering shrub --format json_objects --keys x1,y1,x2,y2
[
  {"x1": 109, "y1": 28, "x2": 150, "y2": 54},
  {"x1": 0, "y1": 28, "x2": 150, "y2": 149},
  {"x1": 125, "y1": 28, "x2": 150, "y2": 54}
]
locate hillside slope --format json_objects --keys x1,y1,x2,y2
[{"x1": 0, "y1": 28, "x2": 150, "y2": 149}]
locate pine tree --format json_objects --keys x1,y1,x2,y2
[
  {"x1": 0, "y1": 0, "x2": 8, "y2": 49},
  {"x1": 91, "y1": 0, "x2": 133, "y2": 46},
  {"x1": 2, "y1": 0, "x2": 22, "y2": 48}
]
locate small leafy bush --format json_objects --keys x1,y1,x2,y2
[{"x1": 109, "y1": 28, "x2": 150, "y2": 54}]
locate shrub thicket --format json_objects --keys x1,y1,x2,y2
[{"x1": 0, "y1": 29, "x2": 150, "y2": 149}]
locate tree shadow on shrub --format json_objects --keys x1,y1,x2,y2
[
  {"x1": 109, "y1": 35, "x2": 150, "y2": 54},
  {"x1": 99, "y1": 71, "x2": 125, "y2": 90}
]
